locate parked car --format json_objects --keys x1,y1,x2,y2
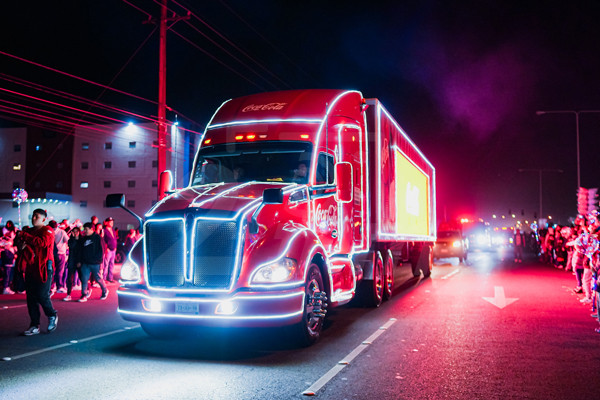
[{"x1": 433, "y1": 230, "x2": 468, "y2": 262}]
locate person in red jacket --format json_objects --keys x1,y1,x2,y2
[{"x1": 16, "y1": 209, "x2": 58, "y2": 336}]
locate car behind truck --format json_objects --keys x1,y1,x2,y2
[{"x1": 109, "y1": 89, "x2": 436, "y2": 346}]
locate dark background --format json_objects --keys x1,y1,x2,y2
[{"x1": 2, "y1": 0, "x2": 600, "y2": 225}]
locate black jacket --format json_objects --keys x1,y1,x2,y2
[{"x1": 77, "y1": 233, "x2": 103, "y2": 265}]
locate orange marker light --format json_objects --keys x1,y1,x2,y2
[
  {"x1": 235, "y1": 135, "x2": 244, "y2": 140},
  {"x1": 204, "y1": 139, "x2": 212, "y2": 145},
  {"x1": 247, "y1": 134, "x2": 256, "y2": 140},
  {"x1": 300, "y1": 134, "x2": 310, "y2": 139}
]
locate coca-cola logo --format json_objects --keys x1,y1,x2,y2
[{"x1": 242, "y1": 103, "x2": 287, "y2": 112}]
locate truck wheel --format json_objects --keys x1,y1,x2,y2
[
  {"x1": 362, "y1": 251, "x2": 384, "y2": 307},
  {"x1": 291, "y1": 264, "x2": 327, "y2": 347},
  {"x1": 383, "y1": 250, "x2": 394, "y2": 300}
]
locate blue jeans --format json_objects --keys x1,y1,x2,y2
[
  {"x1": 80, "y1": 263, "x2": 107, "y2": 299},
  {"x1": 103, "y1": 249, "x2": 116, "y2": 281},
  {"x1": 2, "y1": 264, "x2": 14, "y2": 289}
]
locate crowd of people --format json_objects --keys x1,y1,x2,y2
[
  {"x1": 533, "y1": 213, "x2": 600, "y2": 334},
  {"x1": 0, "y1": 211, "x2": 140, "y2": 335}
]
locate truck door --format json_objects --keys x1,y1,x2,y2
[{"x1": 312, "y1": 152, "x2": 340, "y2": 254}]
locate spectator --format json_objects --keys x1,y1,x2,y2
[
  {"x1": 63, "y1": 227, "x2": 82, "y2": 302},
  {"x1": 1, "y1": 231, "x2": 17, "y2": 294},
  {"x1": 49, "y1": 220, "x2": 69, "y2": 293},
  {"x1": 513, "y1": 228, "x2": 525, "y2": 263},
  {"x1": 16, "y1": 209, "x2": 58, "y2": 336},
  {"x1": 76, "y1": 222, "x2": 108, "y2": 302},
  {"x1": 102, "y1": 217, "x2": 117, "y2": 283},
  {"x1": 2, "y1": 220, "x2": 16, "y2": 236}
]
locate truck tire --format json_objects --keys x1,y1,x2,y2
[
  {"x1": 383, "y1": 249, "x2": 394, "y2": 300},
  {"x1": 411, "y1": 245, "x2": 432, "y2": 278},
  {"x1": 361, "y1": 251, "x2": 384, "y2": 307},
  {"x1": 290, "y1": 264, "x2": 326, "y2": 347}
]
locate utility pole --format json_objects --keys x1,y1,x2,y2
[
  {"x1": 518, "y1": 168, "x2": 563, "y2": 223},
  {"x1": 155, "y1": 0, "x2": 189, "y2": 199},
  {"x1": 157, "y1": 0, "x2": 168, "y2": 199}
]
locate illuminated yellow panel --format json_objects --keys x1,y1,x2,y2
[{"x1": 395, "y1": 150, "x2": 429, "y2": 236}]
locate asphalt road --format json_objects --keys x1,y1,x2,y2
[{"x1": 1, "y1": 249, "x2": 599, "y2": 400}]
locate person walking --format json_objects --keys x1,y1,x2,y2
[
  {"x1": 513, "y1": 228, "x2": 526, "y2": 263},
  {"x1": 102, "y1": 217, "x2": 117, "y2": 283},
  {"x1": 76, "y1": 222, "x2": 108, "y2": 302},
  {"x1": 16, "y1": 209, "x2": 58, "y2": 335}
]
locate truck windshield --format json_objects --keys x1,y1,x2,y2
[{"x1": 191, "y1": 141, "x2": 313, "y2": 185}]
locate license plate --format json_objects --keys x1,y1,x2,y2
[
  {"x1": 441, "y1": 248, "x2": 448, "y2": 253},
  {"x1": 175, "y1": 303, "x2": 199, "y2": 315}
]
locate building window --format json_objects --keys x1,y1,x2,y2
[
  {"x1": 104, "y1": 181, "x2": 111, "y2": 188},
  {"x1": 12, "y1": 163, "x2": 22, "y2": 171},
  {"x1": 127, "y1": 200, "x2": 135, "y2": 208},
  {"x1": 14, "y1": 144, "x2": 21, "y2": 152},
  {"x1": 13, "y1": 182, "x2": 19, "y2": 189},
  {"x1": 151, "y1": 180, "x2": 158, "y2": 187},
  {"x1": 129, "y1": 141, "x2": 136, "y2": 148},
  {"x1": 80, "y1": 201, "x2": 87, "y2": 208},
  {"x1": 152, "y1": 160, "x2": 158, "y2": 168},
  {"x1": 35, "y1": 145, "x2": 42, "y2": 151},
  {"x1": 81, "y1": 162, "x2": 89, "y2": 169},
  {"x1": 128, "y1": 180, "x2": 136, "y2": 188},
  {"x1": 104, "y1": 161, "x2": 112, "y2": 169},
  {"x1": 82, "y1": 142, "x2": 89, "y2": 150},
  {"x1": 128, "y1": 161, "x2": 136, "y2": 168},
  {"x1": 57, "y1": 162, "x2": 63, "y2": 169},
  {"x1": 56, "y1": 181, "x2": 63, "y2": 189},
  {"x1": 80, "y1": 181, "x2": 89, "y2": 188},
  {"x1": 105, "y1": 142, "x2": 112, "y2": 150}
]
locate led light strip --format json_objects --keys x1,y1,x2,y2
[
  {"x1": 207, "y1": 118, "x2": 322, "y2": 129},
  {"x1": 117, "y1": 288, "x2": 304, "y2": 302},
  {"x1": 142, "y1": 217, "x2": 186, "y2": 288}
]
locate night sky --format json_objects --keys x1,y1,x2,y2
[{"x1": 2, "y1": 0, "x2": 600, "y2": 225}]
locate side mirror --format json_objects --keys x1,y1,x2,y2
[
  {"x1": 263, "y1": 188, "x2": 284, "y2": 204},
  {"x1": 106, "y1": 193, "x2": 125, "y2": 208},
  {"x1": 105, "y1": 193, "x2": 144, "y2": 234},
  {"x1": 335, "y1": 162, "x2": 353, "y2": 203},
  {"x1": 249, "y1": 188, "x2": 284, "y2": 234},
  {"x1": 159, "y1": 170, "x2": 174, "y2": 200}
]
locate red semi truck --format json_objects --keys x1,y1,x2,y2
[{"x1": 109, "y1": 89, "x2": 436, "y2": 345}]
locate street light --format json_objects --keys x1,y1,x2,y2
[
  {"x1": 536, "y1": 110, "x2": 600, "y2": 188},
  {"x1": 518, "y1": 168, "x2": 563, "y2": 223}
]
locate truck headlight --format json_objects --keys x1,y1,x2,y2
[
  {"x1": 251, "y1": 257, "x2": 297, "y2": 283},
  {"x1": 120, "y1": 257, "x2": 141, "y2": 283},
  {"x1": 452, "y1": 240, "x2": 462, "y2": 248}
]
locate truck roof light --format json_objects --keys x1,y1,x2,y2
[
  {"x1": 259, "y1": 134, "x2": 268, "y2": 139},
  {"x1": 247, "y1": 134, "x2": 256, "y2": 140},
  {"x1": 204, "y1": 139, "x2": 211, "y2": 145},
  {"x1": 300, "y1": 134, "x2": 310, "y2": 139},
  {"x1": 235, "y1": 135, "x2": 244, "y2": 140}
]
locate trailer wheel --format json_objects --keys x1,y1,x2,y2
[
  {"x1": 291, "y1": 264, "x2": 327, "y2": 347},
  {"x1": 383, "y1": 250, "x2": 394, "y2": 300},
  {"x1": 362, "y1": 251, "x2": 384, "y2": 307}
]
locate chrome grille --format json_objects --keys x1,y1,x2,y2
[
  {"x1": 145, "y1": 219, "x2": 185, "y2": 287},
  {"x1": 192, "y1": 220, "x2": 239, "y2": 289}
]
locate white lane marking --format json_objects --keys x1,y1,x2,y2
[
  {"x1": 2, "y1": 324, "x2": 140, "y2": 361},
  {"x1": 1, "y1": 304, "x2": 28, "y2": 310},
  {"x1": 440, "y1": 268, "x2": 460, "y2": 280},
  {"x1": 302, "y1": 318, "x2": 397, "y2": 396}
]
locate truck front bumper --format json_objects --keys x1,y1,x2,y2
[{"x1": 117, "y1": 286, "x2": 305, "y2": 327}]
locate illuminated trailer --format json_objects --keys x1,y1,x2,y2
[{"x1": 108, "y1": 89, "x2": 436, "y2": 346}]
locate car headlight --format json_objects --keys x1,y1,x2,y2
[
  {"x1": 251, "y1": 257, "x2": 297, "y2": 283},
  {"x1": 452, "y1": 240, "x2": 462, "y2": 248},
  {"x1": 120, "y1": 257, "x2": 141, "y2": 282}
]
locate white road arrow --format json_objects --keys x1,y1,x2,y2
[{"x1": 483, "y1": 286, "x2": 518, "y2": 309}]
